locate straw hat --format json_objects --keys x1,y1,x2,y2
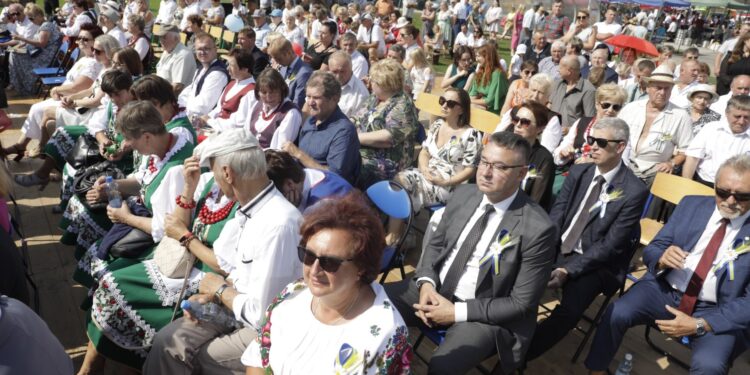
[
  {"x1": 643, "y1": 65, "x2": 676, "y2": 85},
  {"x1": 688, "y1": 83, "x2": 719, "y2": 103}
]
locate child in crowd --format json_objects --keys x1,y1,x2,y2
[{"x1": 408, "y1": 48, "x2": 434, "y2": 100}]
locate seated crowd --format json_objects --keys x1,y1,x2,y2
[{"x1": 3, "y1": 1, "x2": 750, "y2": 375}]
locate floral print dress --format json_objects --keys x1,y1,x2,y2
[
  {"x1": 242, "y1": 279, "x2": 412, "y2": 374},
  {"x1": 354, "y1": 92, "x2": 419, "y2": 189},
  {"x1": 399, "y1": 120, "x2": 482, "y2": 211}
]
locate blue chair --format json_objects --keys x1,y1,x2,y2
[
  {"x1": 32, "y1": 40, "x2": 70, "y2": 77},
  {"x1": 365, "y1": 180, "x2": 413, "y2": 283},
  {"x1": 37, "y1": 48, "x2": 80, "y2": 97}
]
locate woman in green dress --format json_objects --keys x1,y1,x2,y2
[
  {"x1": 469, "y1": 44, "x2": 509, "y2": 114},
  {"x1": 80, "y1": 162, "x2": 237, "y2": 372}
]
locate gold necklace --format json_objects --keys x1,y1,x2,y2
[{"x1": 313, "y1": 286, "x2": 361, "y2": 325}]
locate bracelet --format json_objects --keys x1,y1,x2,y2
[
  {"x1": 179, "y1": 231, "x2": 194, "y2": 246},
  {"x1": 214, "y1": 284, "x2": 229, "y2": 304},
  {"x1": 175, "y1": 195, "x2": 196, "y2": 209}
]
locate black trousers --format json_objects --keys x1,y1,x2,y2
[{"x1": 525, "y1": 270, "x2": 607, "y2": 361}]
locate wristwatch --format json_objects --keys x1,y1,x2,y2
[
  {"x1": 696, "y1": 318, "x2": 707, "y2": 336},
  {"x1": 214, "y1": 284, "x2": 229, "y2": 304}
]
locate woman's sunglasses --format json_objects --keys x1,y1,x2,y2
[
  {"x1": 297, "y1": 246, "x2": 353, "y2": 273},
  {"x1": 715, "y1": 187, "x2": 750, "y2": 202},
  {"x1": 522, "y1": 69, "x2": 537, "y2": 76},
  {"x1": 586, "y1": 136, "x2": 623, "y2": 148},
  {"x1": 78, "y1": 37, "x2": 92, "y2": 43},
  {"x1": 439, "y1": 96, "x2": 460, "y2": 109},
  {"x1": 510, "y1": 116, "x2": 534, "y2": 127},
  {"x1": 599, "y1": 102, "x2": 622, "y2": 111},
  {"x1": 577, "y1": 15, "x2": 588, "y2": 20}
]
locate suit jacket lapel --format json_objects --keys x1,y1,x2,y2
[
  {"x1": 475, "y1": 193, "x2": 524, "y2": 287},
  {"x1": 444, "y1": 189, "x2": 485, "y2": 255},
  {"x1": 562, "y1": 166, "x2": 595, "y2": 232},
  {"x1": 585, "y1": 162, "x2": 628, "y2": 227},
  {"x1": 715, "y1": 216, "x2": 750, "y2": 284}
]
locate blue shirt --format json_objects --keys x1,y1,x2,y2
[{"x1": 298, "y1": 107, "x2": 361, "y2": 184}]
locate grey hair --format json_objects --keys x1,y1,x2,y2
[
  {"x1": 718, "y1": 154, "x2": 750, "y2": 177},
  {"x1": 593, "y1": 117, "x2": 630, "y2": 144},
  {"x1": 727, "y1": 95, "x2": 750, "y2": 113},
  {"x1": 95, "y1": 34, "x2": 121, "y2": 60},
  {"x1": 306, "y1": 71, "x2": 342, "y2": 99},
  {"x1": 529, "y1": 73, "x2": 553, "y2": 96},
  {"x1": 328, "y1": 50, "x2": 352, "y2": 69},
  {"x1": 551, "y1": 40, "x2": 566, "y2": 51},
  {"x1": 561, "y1": 55, "x2": 581, "y2": 70},
  {"x1": 212, "y1": 147, "x2": 267, "y2": 181}
]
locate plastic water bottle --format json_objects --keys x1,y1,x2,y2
[
  {"x1": 104, "y1": 176, "x2": 122, "y2": 208},
  {"x1": 614, "y1": 353, "x2": 633, "y2": 375},
  {"x1": 180, "y1": 300, "x2": 236, "y2": 327}
]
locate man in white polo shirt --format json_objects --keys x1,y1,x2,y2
[{"x1": 683, "y1": 94, "x2": 750, "y2": 187}]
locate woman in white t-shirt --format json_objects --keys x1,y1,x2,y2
[
  {"x1": 205, "y1": 0, "x2": 225, "y2": 26},
  {"x1": 282, "y1": 13, "x2": 306, "y2": 48},
  {"x1": 242, "y1": 194, "x2": 411, "y2": 375},
  {"x1": 407, "y1": 48, "x2": 434, "y2": 100}
]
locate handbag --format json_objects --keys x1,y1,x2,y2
[
  {"x1": 153, "y1": 237, "x2": 195, "y2": 278},
  {"x1": 73, "y1": 161, "x2": 124, "y2": 212},
  {"x1": 65, "y1": 133, "x2": 105, "y2": 169},
  {"x1": 110, "y1": 228, "x2": 154, "y2": 258}
]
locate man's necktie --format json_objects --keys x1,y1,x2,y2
[
  {"x1": 677, "y1": 218, "x2": 729, "y2": 315},
  {"x1": 439, "y1": 204, "x2": 495, "y2": 299},
  {"x1": 560, "y1": 175, "x2": 605, "y2": 255}
]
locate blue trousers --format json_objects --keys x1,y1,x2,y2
[{"x1": 585, "y1": 275, "x2": 746, "y2": 374}]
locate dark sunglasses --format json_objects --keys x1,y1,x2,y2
[
  {"x1": 297, "y1": 246, "x2": 353, "y2": 273},
  {"x1": 586, "y1": 136, "x2": 623, "y2": 148},
  {"x1": 78, "y1": 37, "x2": 92, "y2": 43},
  {"x1": 599, "y1": 102, "x2": 622, "y2": 111},
  {"x1": 510, "y1": 116, "x2": 534, "y2": 127},
  {"x1": 439, "y1": 96, "x2": 460, "y2": 109},
  {"x1": 577, "y1": 15, "x2": 587, "y2": 20},
  {"x1": 715, "y1": 187, "x2": 750, "y2": 202},
  {"x1": 522, "y1": 69, "x2": 537, "y2": 75}
]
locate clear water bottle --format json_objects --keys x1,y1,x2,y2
[
  {"x1": 180, "y1": 300, "x2": 236, "y2": 327},
  {"x1": 614, "y1": 353, "x2": 633, "y2": 375},
  {"x1": 104, "y1": 176, "x2": 122, "y2": 208}
]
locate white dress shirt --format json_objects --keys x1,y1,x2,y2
[
  {"x1": 155, "y1": 0, "x2": 178, "y2": 25},
  {"x1": 339, "y1": 75, "x2": 369, "y2": 119},
  {"x1": 15, "y1": 17, "x2": 39, "y2": 40},
  {"x1": 420, "y1": 191, "x2": 518, "y2": 322},
  {"x1": 710, "y1": 93, "x2": 732, "y2": 117},
  {"x1": 453, "y1": 0, "x2": 468, "y2": 20},
  {"x1": 156, "y1": 43, "x2": 198, "y2": 86},
  {"x1": 61, "y1": 12, "x2": 93, "y2": 37},
  {"x1": 178, "y1": 60, "x2": 230, "y2": 116},
  {"x1": 670, "y1": 81, "x2": 698, "y2": 109},
  {"x1": 351, "y1": 50, "x2": 368, "y2": 79},
  {"x1": 213, "y1": 184, "x2": 303, "y2": 327},
  {"x1": 665, "y1": 208, "x2": 750, "y2": 303},
  {"x1": 207, "y1": 77, "x2": 257, "y2": 132},
  {"x1": 686, "y1": 119, "x2": 750, "y2": 183},
  {"x1": 560, "y1": 164, "x2": 621, "y2": 255}
]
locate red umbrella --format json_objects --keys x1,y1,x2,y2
[{"x1": 603, "y1": 35, "x2": 659, "y2": 57}]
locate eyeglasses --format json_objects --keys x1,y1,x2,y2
[
  {"x1": 93, "y1": 48, "x2": 104, "y2": 55},
  {"x1": 78, "y1": 37, "x2": 92, "y2": 43},
  {"x1": 522, "y1": 69, "x2": 537, "y2": 76},
  {"x1": 599, "y1": 102, "x2": 622, "y2": 111},
  {"x1": 510, "y1": 116, "x2": 534, "y2": 127},
  {"x1": 715, "y1": 187, "x2": 750, "y2": 202},
  {"x1": 586, "y1": 136, "x2": 623, "y2": 148},
  {"x1": 297, "y1": 246, "x2": 354, "y2": 273},
  {"x1": 478, "y1": 159, "x2": 525, "y2": 173},
  {"x1": 439, "y1": 96, "x2": 460, "y2": 108},
  {"x1": 686, "y1": 55, "x2": 699, "y2": 60},
  {"x1": 577, "y1": 15, "x2": 587, "y2": 20}
]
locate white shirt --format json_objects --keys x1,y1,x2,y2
[
  {"x1": 510, "y1": 54, "x2": 523, "y2": 76},
  {"x1": 107, "y1": 26, "x2": 128, "y2": 47},
  {"x1": 453, "y1": 0, "x2": 468, "y2": 20},
  {"x1": 522, "y1": 8, "x2": 535, "y2": 29},
  {"x1": 421, "y1": 191, "x2": 518, "y2": 322},
  {"x1": 495, "y1": 110, "x2": 563, "y2": 153},
  {"x1": 454, "y1": 31, "x2": 472, "y2": 47},
  {"x1": 179, "y1": 2, "x2": 201, "y2": 31},
  {"x1": 710, "y1": 93, "x2": 732, "y2": 116},
  {"x1": 403, "y1": 0, "x2": 417, "y2": 18},
  {"x1": 178, "y1": 60, "x2": 230, "y2": 116},
  {"x1": 207, "y1": 76, "x2": 258, "y2": 132},
  {"x1": 403, "y1": 43, "x2": 420, "y2": 66},
  {"x1": 61, "y1": 12, "x2": 94, "y2": 37},
  {"x1": 339, "y1": 74, "x2": 369, "y2": 119},
  {"x1": 576, "y1": 27, "x2": 592, "y2": 42},
  {"x1": 351, "y1": 50, "x2": 368, "y2": 80},
  {"x1": 670, "y1": 81, "x2": 698, "y2": 109},
  {"x1": 560, "y1": 164, "x2": 621, "y2": 254},
  {"x1": 719, "y1": 37, "x2": 738, "y2": 56},
  {"x1": 132, "y1": 36, "x2": 150, "y2": 60},
  {"x1": 213, "y1": 184, "x2": 303, "y2": 327},
  {"x1": 254, "y1": 23, "x2": 272, "y2": 49},
  {"x1": 553, "y1": 117, "x2": 593, "y2": 166},
  {"x1": 686, "y1": 119, "x2": 750, "y2": 183},
  {"x1": 593, "y1": 21, "x2": 622, "y2": 47},
  {"x1": 232, "y1": 4, "x2": 249, "y2": 17},
  {"x1": 356, "y1": 24, "x2": 386, "y2": 57},
  {"x1": 665, "y1": 208, "x2": 750, "y2": 303},
  {"x1": 281, "y1": 25, "x2": 305, "y2": 47},
  {"x1": 155, "y1": 0, "x2": 178, "y2": 25},
  {"x1": 156, "y1": 42, "x2": 198, "y2": 86},
  {"x1": 15, "y1": 17, "x2": 39, "y2": 40}
]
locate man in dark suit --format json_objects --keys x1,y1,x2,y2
[
  {"x1": 237, "y1": 27, "x2": 271, "y2": 79},
  {"x1": 586, "y1": 154, "x2": 750, "y2": 374},
  {"x1": 525, "y1": 117, "x2": 649, "y2": 360},
  {"x1": 385, "y1": 132, "x2": 558, "y2": 374},
  {"x1": 266, "y1": 37, "x2": 312, "y2": 109}
]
